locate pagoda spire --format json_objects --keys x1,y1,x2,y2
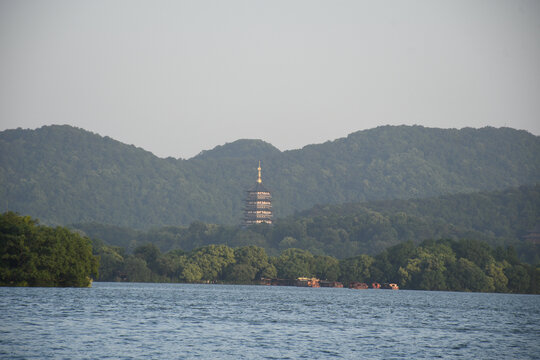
[{"x1": 257, "y1": 161, "x2": 262, "y2": 184}]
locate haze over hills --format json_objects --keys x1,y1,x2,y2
[{"x1": 0, "y1": 124, "x2": 539, "y2": 228}]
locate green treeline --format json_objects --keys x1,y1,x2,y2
[
  {"x1": 2, "y1": 125, "x2": 538, "y2": 227},
  {"x1": 77, "y1": 185, "x2": 540, "y2": 263},
  {"x1": 0, "y1": 212, "x2": 99, "y2": 287},
  {"x1": 94, "y1": 239, "x2": 539, "y2": 294},
  {"x1": 2, "y1": 211, "x2": 537, "y2": 293}
]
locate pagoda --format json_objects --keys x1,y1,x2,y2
[{"x1": 244, "y1": 161, "x2": 273, "y2": 226}]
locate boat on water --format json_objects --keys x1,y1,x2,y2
[
  {"x1": 260, "y1": 277, "x2": 398, "y2": 290},
  {"x1": 260, "y1": 277, "x2": 324, "y2": 287},
  {"x1": 349, "y1": 282, "x2": 369, "y2": 289},
  {"x1": 349, "y1": 282, "x2": 399, "y2": 290},
  {"x1": 320, "y1": 280, "x2": 344, "y2": 288},
  {"x1": 296, "y1": 277, "x2": 320, "y2": 288}
]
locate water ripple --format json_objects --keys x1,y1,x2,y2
[{"x1": 1, "y1": 284, "x2": 539, "y2": 359}]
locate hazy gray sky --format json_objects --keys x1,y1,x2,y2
[{"x1": 1, "y1": 0, "x2": 539, "y2": 159}]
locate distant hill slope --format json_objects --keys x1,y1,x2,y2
[
  {"x1": 1, "y1": 125, "x2": 539, "y2": 228},
  {"x1": 289, "y1": 184, "x2": 539, "y2": 259},
  {"x1": 74, "y1": 185, "x2": 539, "y2": 263}
]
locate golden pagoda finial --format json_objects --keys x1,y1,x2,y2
[{"x1": 257, "y1": 161, "x2": 262, "y2": 183}]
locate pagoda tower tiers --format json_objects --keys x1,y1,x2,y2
[{"x1": 244, "y1": 161, "x2": 273, "y2": 226}]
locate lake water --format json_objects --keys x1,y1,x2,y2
[{"x1": 1, "y1": 282, "x2": 539, "y2": 359}]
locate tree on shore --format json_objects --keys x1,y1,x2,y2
[{"x1": 0, "y1": 212, "x2": 99, "y2": 287}]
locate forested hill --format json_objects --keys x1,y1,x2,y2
[
  {"x1": 285, "y1": 184, "x2": 539, "y2": 261},
  {"x1": 1, "y1": 125, "x2": 539, "y2": 228},
  {"x1": 74, "y1": 184, "x2": 539, "y2": 263},
  {"x1": 297, "y1": 185, "x2": 539, "y2": 242}
]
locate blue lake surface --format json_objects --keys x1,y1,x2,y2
[{"x1": 1, "y1": 282, "x2": 539, "y2": 359}]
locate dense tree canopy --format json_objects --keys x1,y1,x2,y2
[
  {"x1": 0, "y1": 212, "x2": 98, "y2": 287},
  {"x1": 2, "y1": 211, "x2": 537, "y2": 293},
  {"x1": 75, "y1": 185, "x2": 540, "y2": 263},
  {"x1": 1, "y1": 125, "x2": 538, "y2": 227},
  {"x1": 1, "y1": 125, "x2": 538, "y2": 293},
  {"x1": 92, "y1": 238, "x2": 539, "y2": 294}
]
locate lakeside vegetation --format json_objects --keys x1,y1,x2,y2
[
  {"x1": 94, "y1": 238, "x2": 538, "y2": 294},
  {"x1": 0, "y1": 212, "x2": 98, "y2": 287},
  {"x1": 2, "y1": 212, "x2": 538, "y2": 293}
]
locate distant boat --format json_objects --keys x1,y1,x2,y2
[
  {"x1": 296, "y1": 277, "x2": 320, "y2": 288},
  {"x1": 349, "y1": 282, "x2": 369, "y2": 289},
  {"x1": 381, "y1": 283, "x2": 399, "y2": 290},
  {"x1": 320, "y1": 280, "x2": 344, "y2": 288}
]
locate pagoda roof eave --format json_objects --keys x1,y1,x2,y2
[{"x1": 247, "y1": 182, "x2": 270, "y2": 192}]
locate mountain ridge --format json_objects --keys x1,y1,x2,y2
[{"x1": 193, "y1": 139, "x2": 281, "y2": 160}]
